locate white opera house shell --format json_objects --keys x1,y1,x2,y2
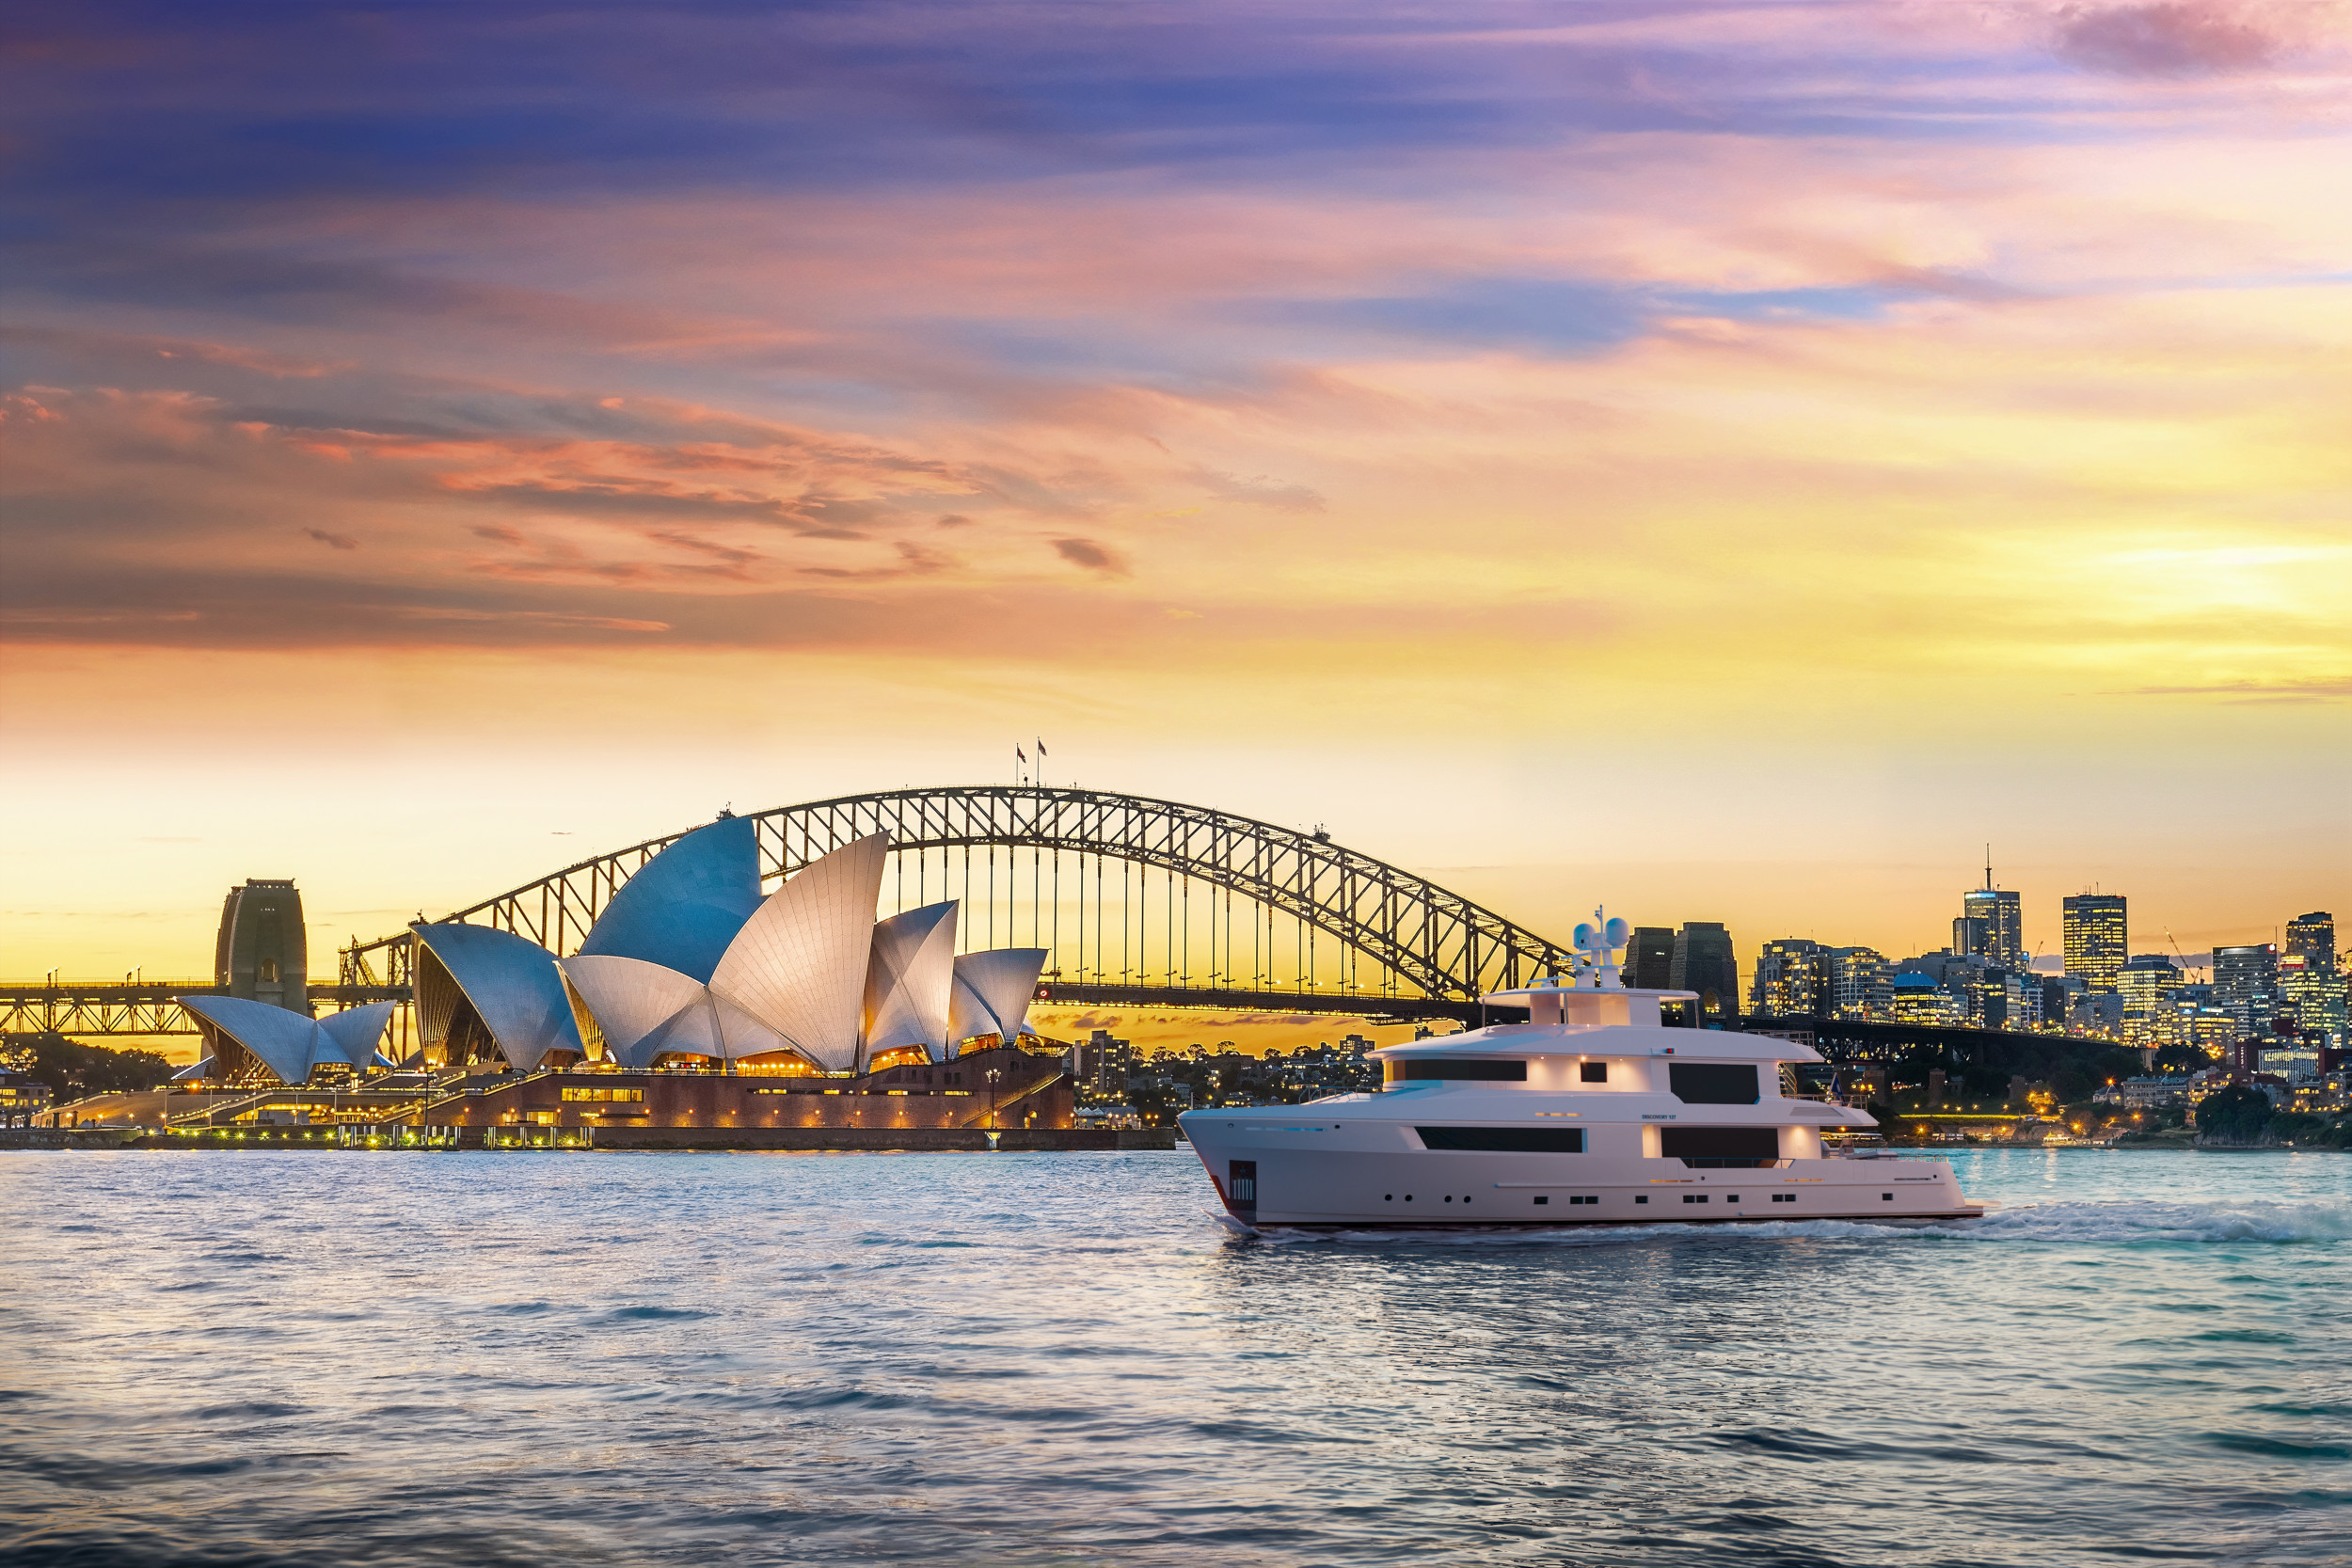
[
  {"x1": 174, "y1": 995, "x2": 397, "y2": 1087},
  {"x1": 410, "y1": 819, "x2": 1047, "y2": 1076}
]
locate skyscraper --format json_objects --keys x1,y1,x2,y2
[
  {"x1": 1670, "y1": 923, "x2": 1739, "y2": 1025},
  {"x1": 2062, "y1": 894, "x2": 2127, "y2": 993},
  {"x1": 2212, "y1": 943, "x2": 2279, "y2": 1039},
  {"x1": 2280, "y1": 912, "x2": 2344, "y2": 1049},
  {"x1": 1961, "y1": 852, "x2": 2025, "y2": 967}
]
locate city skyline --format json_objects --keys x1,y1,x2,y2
[{"x1": 4, "y1": 3, "x2": 2348, "y2": 979}]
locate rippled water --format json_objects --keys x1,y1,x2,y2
[{"x1": 5, "y1": 1147, "x2": 2349, "y2": 1566}]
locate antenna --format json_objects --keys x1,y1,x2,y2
[{"x1": 1984, "y1": 844, "x2": 1994, "y2": 891}]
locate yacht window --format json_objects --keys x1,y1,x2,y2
[
  {"x1": 1580, "y1": 1062, "x2": 1608, "y2": 1084},
  {"x1": 1416, "y1": 1126, "x2": 1584, "y2": 1153},
  {"x1": 1533, "y1": 1196, "x2": 1548, "y2": 1205},
  {"x1": 1659, "y1": 1127, "x2": 1779, "y2": 1165},
  {"x1": 1682, "y1": 1194, "x2": 1708, "y2": 1203},
  {"x1": 1668, "y1": 1063, "x2": 1759, "y2": 1104},
  {"x1": 1635, "y1": 1196, "x2": 1647, "y2": 1204},
  {"x1": 1386, "y1": 1059, "x2": 1527, "y2": 1084}
]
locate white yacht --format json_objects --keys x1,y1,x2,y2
[{"x1": 1178, "y1": 914, "x2": 1983, "y2": 1231}]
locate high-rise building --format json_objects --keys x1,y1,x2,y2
[
  {"x1": 1670, "y1": 923, "x2": 1739, "y2": 1025},
  {"x1": 1952, "y1": 915, "x2": 1990, "y2": 958},
  {"x1": 1626, "y1": 927, "x2": 1676, "y2": 990},
  {"x1": 2062, "y1": 894, "x2": 2127, "y2": 993},
  {"x1": 2281, "y1": 911, "x2": 2346, "y2": 1050},
  {"x1": 2211, "y1": 943, "x2": 2279, "y2": 1039},
  {"x1": 1751, "y1": 939, "x2": 1826, "y2": 1017},
  {"x1": 1961, "y1": 854, "x2": 2025, "y2": 967},
  {"x1": 214, "y1": 879, "x2": 309, "y2": 1016},
  {"x1": 2116, "y1": 954, "x2": 2182, "y2": 1042},
  {"x1": 1826, "y1": 946, "x2": 1892, "y2": 1020}
]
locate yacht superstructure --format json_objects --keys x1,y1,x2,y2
[{"x1": 1177, "y1": 912, "x2": 1981, "y2": 1230}]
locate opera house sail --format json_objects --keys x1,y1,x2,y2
[{"x1": 177, "y1": 994, "x2": 396, "y2": 1086}]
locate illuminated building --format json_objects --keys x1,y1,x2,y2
[
  {"x1": 215, "y1": 879, "x2": 308, "y2": 1015},
  {"x1": 2116, "y1": 954, "x2": 2183, "y2": 1043},
  {"x1": 382, "y1": 1043, "x2": 1073, "y2": 1147},
  {"x1": 2062, "y1": 894, "x2": 2127, "y2": 993},
  {"x1": 1960, "y1": 858, "x2": 2024, "y2": 967},
  {"x1": 2212, "y1": 943, "x2": 2280, "y2": 1039},
  {"x1": 1750, "y1": 939, "x2": 1825, "y2": 1016},
  {"x1": 1825, "y1": 946, "x2": 1891, "y2": 1020},
  {"x1": 1887, "y1": 973, "x2": 1963, "y2": 1026},
  {"x1": 2282, "y1": 911, "x2": 2345, "y2": 1050}
]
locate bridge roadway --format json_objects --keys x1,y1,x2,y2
[{"x1": 0, "y1": 982, "x2": 408, "y2": 1038}]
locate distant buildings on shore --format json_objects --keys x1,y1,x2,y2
[{"x1": 1720, "y1": 869, "x2": 2346, "y2": 1078}]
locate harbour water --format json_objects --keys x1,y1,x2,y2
[{"x1": 5, "y1": 1148, "x2": 2349, "y2": 1566}]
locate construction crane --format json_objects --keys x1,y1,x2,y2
[{"x1": 2163, "y1": 927, "x2": 2202, "y2": 984}]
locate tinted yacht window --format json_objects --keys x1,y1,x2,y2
[
  {"x1": 1668, "y1": 1063, "x2": 1758, "y2": 1104},
  {"x1": 1386, "y1": 1059, "x2": 1527, "y2": 1083},
  {"x1": 1417, "y1": 1126, "x2": 1584, "y2": 1153}
]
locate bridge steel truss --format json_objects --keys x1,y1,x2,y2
[
  {"x1": 0, "y1": 983, "x2": 408, "y2": 1039},
  {"x1": 341, "y1": 785, "x2": 1571, "y2": 1021}
]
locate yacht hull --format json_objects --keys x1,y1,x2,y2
[{"x1": 1180, "y1": 1127, "x2": 1982, "y2": 1228}]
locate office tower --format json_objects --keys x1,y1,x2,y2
[
  {"x1": 2286, "y1": 911, "x2": 2336, "y2": 966},
  {"x1": 1751, "y1": 939, "x2": 1826, "y2": 1017},
  {"x1": 2211, "y1": 943, "x2": 2279, "y2": 1038},
  {"x1": 2116, "y1": 954, "x2": 2182, "y2": 1041},
  {"x1": 1626, "y1": 927, "x2": 1675, "y2": 990},
  {"x1": 1670, "y1": 923, "x2": 1739, "y2": 1024},
  {"x1": 2062, "y1": 894, "x2": 2127, "y2": 993},
  {"x1": 1952, "y1": 915, "x2": 1991, "y2": 959},
  {"x1": 2280, "y1": 911, "x2": 2344, "y2": 1048},
  {"x1": 214, "y1": 879, "x2": 309, "y2": 1015},
  {"x1": 1961, "y1": 854, "x2": 2025, "y2": 967},
  {"x1": 1826, "y1": 947, "x2": 1892, "y2": 1019}
]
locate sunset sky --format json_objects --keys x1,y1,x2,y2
[{"x1": 4, "y1": 0, "x2": 2346, "y2": 1007}]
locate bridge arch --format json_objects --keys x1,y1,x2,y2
[{"x1": 342, "y1": 786, "x2": 1568, "y2": 1021}]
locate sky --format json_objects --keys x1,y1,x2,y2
[{"x1": 3, "y1": 0, "x2": 2347, "y2": 1014}]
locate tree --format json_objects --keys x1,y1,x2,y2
[
  {"x1": 8, "y1": 1033, "x2": 175, "y2": 1099},
  {"x1": 2195, "y1": 1085, "x2": 2273, "y2": 1144}
]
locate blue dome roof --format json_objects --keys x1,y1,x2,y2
[{"x1": 575, "y1": 816, "x2": 764, "y2": 983}]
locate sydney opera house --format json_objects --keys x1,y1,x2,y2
[{"x1": 176, "y1": 822, "x2": 1060, "y2": 1138}]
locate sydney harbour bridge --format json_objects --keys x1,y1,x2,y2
[{"x1": 6, "y1": 786, "x2": 1578, "y2": 1051}]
